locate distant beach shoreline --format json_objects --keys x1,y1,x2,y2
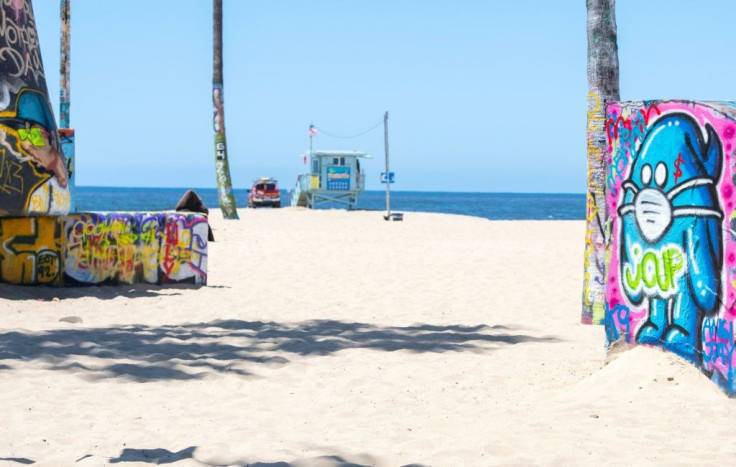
[{"x1": 74, "y1": 186, "x2": 586, "y2": 220}]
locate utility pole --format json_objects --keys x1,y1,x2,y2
[{"x1": 384, "y1": 111, "x2": 390, "y2": 220}]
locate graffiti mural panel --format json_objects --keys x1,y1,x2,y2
[
  {"x1": 0, "y1": 212, "x2": 207, "y2": 286},
  {"x1": 63, "y1": 213, "x2": 149, "y2": 285},
  {"x1": 160, "y1": 213, "x2": 208, "y2": 284},
  {"x1": 605, "y1": 100, "x2": 736, "y2": 394},
  {"x1": 0, "y1": 0, "x2": 72, "y2": 216},
  {"x1": 0, "y1": 216, "x2": 61, "y2": 285},
  {"x1": 62, "y1": 213, "x2": 207, "y2": 285}
]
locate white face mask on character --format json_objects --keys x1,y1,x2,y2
[{"x1": 618, "y1": 165, "x2": 721, "y2": 243}]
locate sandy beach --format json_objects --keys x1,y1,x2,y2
[{"x1": 1, "y1": 208, "x2": 734, "y2": 466}]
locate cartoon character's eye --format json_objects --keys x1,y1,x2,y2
[
  {"x1": 655, "y1": 162, "x2": 667, "y2": 187},
  {"x1": 641, "y1": 164, "x2": 652, "y2": 185}
]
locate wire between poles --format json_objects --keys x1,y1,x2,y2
[{"x1": 315, "y1": 117, "x2": 384, "y2": 139}]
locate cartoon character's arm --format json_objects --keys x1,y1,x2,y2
[{"x1": 685, "y1": 218, "x2": 721, "y2": 315}]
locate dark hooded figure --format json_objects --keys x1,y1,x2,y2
[{"x1": 176, "y1": 189, "x2": 215, "y2": 242}]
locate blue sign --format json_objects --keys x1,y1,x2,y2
[
  {"x1": 326, "y1": 166, "x2": 351, "y2": 190},
  {"x1": 380, "y1": 172, "x2": 395, "y2": 183}
]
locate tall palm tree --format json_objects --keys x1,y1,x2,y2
[
  {"x1": 60, "y1": 0, "x2": 75, "y2": 213},
  {"x1": 212, "y1": 0, "x2": 239, "y2": 219},
  {"x1": 582, "y1": 0, "x2": 619, "y2": 324},
  {"x1": 60, "y1": 0, "x2": 71, "y2": 129}
]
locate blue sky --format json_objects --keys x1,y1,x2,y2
[{"x1": 31, "y1": 1, "x2": 736, "y2": 193}]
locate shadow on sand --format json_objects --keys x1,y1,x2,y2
[
  {"x1": 108, "y1": 446, "x2": 198, "y2": 464},
  {"x1": 0, "y1": 458, "x2": 34, "y2": 465},
  {"x1": 105, "y1": 446, "x2": 414, "y2": 466},
  {"x1": 0, "y1": 319, "x2": 560, "y2": 382},
  {"x1": 0, "y1": 282, "x2": 209, "y2": 301},
  {"x1": 5, "y1": 448, "x2": 421, "y2": 466}
]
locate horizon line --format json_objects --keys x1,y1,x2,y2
[{"x1": 75, "y1": 185, "x2": 586, "y2": 196}]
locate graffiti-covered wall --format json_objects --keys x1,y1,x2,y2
[
  {"x1": 605, "y1": 100, "x2": 736, "y2": 394},
  {"x1": 0, "y1": 0, "x2": 72, "y2": 216},
  {"x1": 0, "y1": 212, "x2": 208, "y2": 286}
]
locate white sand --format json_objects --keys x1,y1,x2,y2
[{"x1": 0, "y1": 208, "x2": 733, "y2": 466}]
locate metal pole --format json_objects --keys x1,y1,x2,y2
[
  {"x1": 309, "y1": 123, "x2": 314, "y2": 165},
  {"x1": 384, "y1": 111, "x2": 390, "y2": 219}
]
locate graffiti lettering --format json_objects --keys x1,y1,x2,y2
[
  {"x1": 606, "y1": 103, "x2": 661, "y2": 192},
  {"x1": 64, "y1": 214, "x2": 138, "y2": 283},
  {"x1": 673, "y1": 153, "x2": 684, "y2": 184},
  {"x1": 161, "y1": 215, "x2": 208, "y2": 282},
  {"x1": 582, "y1": 92, "x2": 609, "y2": 324},
  {"x1": 0, "y1": 217, "x2": 60, "y2": 284},
  {"x1": 605, "y1": 303, "x2": 631, "y2": 342},
  {"x1": 62, "y1": 213, "x2": 207, "y2": 285},
  {"x1": 623, "y1": 245, "x2": 686, "y2": 298},
  {"x1": 0, "y1": 213, "x2": 208, "y2": 286},
  {"x1": 35, "y1": 249, "x2": 58, "y2": 282},
  {"x1": 587, "y1": 92, "x2": 605, "y2": 163},
  {"x1": 0, "y1": 148, "x2": 23, "y2": 194},
  {"x1": 213, "y1": 84, "x2": 225, "y2": 134},
  {"x1": 703, "y1": 318, "x2": 734, "y2": 369},
  {"x1": 0, "y1": 1, "x2": 44, "y2": 85}
]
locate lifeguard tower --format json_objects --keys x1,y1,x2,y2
[{"x1": 291, "y1": 150, "x2": 371, "y2": 209}]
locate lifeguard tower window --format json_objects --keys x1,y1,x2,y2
[
  {"x1": 312, "y1": 160, "x2": 319, "y2": 173},
  {"x1": 332, "y1": 157, "x2": 346, "y2": 166}
]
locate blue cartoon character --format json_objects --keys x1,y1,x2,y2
[{"x1": 618, "y1": 112, "x2": 723, "y2": 363}]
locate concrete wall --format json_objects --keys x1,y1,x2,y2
[
  {"x1": 605, "y1": 100, "x2": 736, "y2": 394},
  {"x1": 0, "y1": 0, "x2": 72, "y2": 216},
  {"x1": 0, "y1": 212, "x2": 208, "y2": 286},
  {"x1": 0, "y1": 1, "x2": 207, "y2": 287}
]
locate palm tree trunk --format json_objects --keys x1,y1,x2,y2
[
  {"x1": 582, "y1": 0, "x2": 619, "y2": 324},
  {"x1": 60, "y1": 0, "x2": 71, "y2": 129},
  {"x1": 60, "y1": 0, "x2": 75, "y2": 212},
  {"x1": 213, "y1": 0, "x2": 239, "y2": 219}
]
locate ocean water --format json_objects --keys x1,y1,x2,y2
[{"x1": 75, "y1": 186, "x2": 586, "y2": 221}]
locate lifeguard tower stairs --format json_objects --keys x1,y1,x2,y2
[{"x1": 291, "y1": 150, "x2": 370, "y2": 209}]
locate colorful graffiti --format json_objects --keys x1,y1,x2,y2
[
  {"x1": 0, "y1": 216, "x2": 61, "y2": 285},
  {"x1": 582, "y1": 0, "x2": 620, "y2": 325},
  {"x1": 0, "y1": 0, "x2": 72, "y2": 216},
  {"x1": 582, "y1": 92, "x2": 609, "y2": 324},
  {"x1": 606, "y1": 100, "x2": 736, "y2": 394},
  {"x1": 212, "y1": 83, "x2": 238, "y2": 218},
  {"x1": 0, "y1": 212, "x2": 208, "y2": 286},
  {"x1": 0, "y1": 1, "x2": 206, "y2": 288},
  {"x1": 58, "y1": 128, "x2": 75, "y2": 212}
]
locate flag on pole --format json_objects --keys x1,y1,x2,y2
[
  {"x1": 309, "y1": 125, "x2": 317, "y2": 137},
  {"x1": 303, "y1": 152, "x2": 307, "y2": 165}
]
